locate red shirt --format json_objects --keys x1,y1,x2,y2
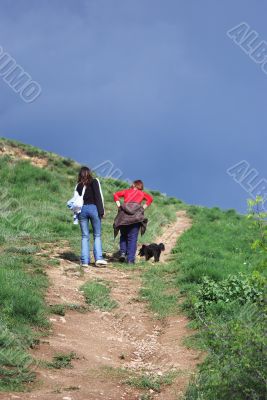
[{"x1": 113, "y1": 188, "x2": 153, "y2": 206}]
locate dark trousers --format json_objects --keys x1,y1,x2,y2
[{"x1": 119, "y1": 223, "x2": 140, "y2": 263}]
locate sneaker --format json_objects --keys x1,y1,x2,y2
[
  {"x1": 81, "y1": 263, "x2": 89, "y2": 267},
  {"x1": 95, "y1": 259, "x2": 108, "y2": 267},
  {"x1": 119, "y1": 253, "x2": 126, "y2": 262}
]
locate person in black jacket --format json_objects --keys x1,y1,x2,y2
[{"x1": 76, "y1": 166, "x2": 107, "y2": 267}]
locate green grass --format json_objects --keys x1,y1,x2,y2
[
  {"x1": 2, "y1": 137, "x2": 265, "y2": 399},
  {"x1": 80, "y1": 280, "x2": 117, "y2": 311},
  {"x1": 92, "y1": 366, "x2": 177, "y2": 395},
  {"x1": 140, "y1": 205, "x2": 267, "y2": 399},
  {"x1": 0, "y1": 137, "x2": 180, "y2": 391},
  {"x1": 125, "y1": 371, "x2": 178, "y2": 392},
  {"x1": 140, "y1": 263, "x2": 182, "y2": 318},
  {"x1": 44, "y1": 352, "x2": 77, "y2": 369},
  {"x1": 49, "y1": 304, "x2": 66, "y2": 316},
  {"x1": 185, "y1": 303, "x2": 266, "y2": 400},
  {"x1": 0, "y1": 253, "x2": 48, "y2": 390},
  {"x1": 0, "y1": 322, "x2": 36, "y2": 391},
  {"x1": 49, "y1": 303, "x2": 88, "y2": 316}
]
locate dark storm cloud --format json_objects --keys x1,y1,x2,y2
[{"x1": 0, "y1": 0, "x2": 266, "y2": 212}]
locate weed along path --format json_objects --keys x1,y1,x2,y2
[{"x1": 2, "y1": 211, "x2": 201, "y2": 400}]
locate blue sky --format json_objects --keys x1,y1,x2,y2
[{"x1": 0, "y1": 0, "x2": 266, "y2": 212}]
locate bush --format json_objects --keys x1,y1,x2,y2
[
  {"x1": 186, "y1": 304, "x2": 267, "y2": 400},
  {"x1": 195, "y1": 272, "x2": 266, "y2": 312},
  {"x1": 177, "y1": 206, "x2": 267, "y2": 400}
]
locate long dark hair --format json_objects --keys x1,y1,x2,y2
[{"x1": 78, "y1": 166, "x2": 93, "y2": 186}]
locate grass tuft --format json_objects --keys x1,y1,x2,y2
[
  {"x1": 125, "y1": 371, "x2": 178, "y2": 393},
  {"x1": 49, "y1": 303, "x2": 88, "y2": 316},
  {"x1": 44, "y1": 352, "x2": 77, "y2": 369},
  {"x1": 80, "y1": 280, "x2": 117, "y2": 311}
]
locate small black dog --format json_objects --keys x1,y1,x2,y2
[{"x1": 138, "y1": 243, "x2": 165, "y2": 262}]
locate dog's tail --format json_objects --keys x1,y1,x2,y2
[{"x1": 159, "y1": 243, "x2": 165, "y2": 251}]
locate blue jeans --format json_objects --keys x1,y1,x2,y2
[
  {"x1": 78, "y1": 204, "x2": 103, "y2": 264},
  {"x1": 120, "y1": 223, "x2": 140, "y2": 263}
]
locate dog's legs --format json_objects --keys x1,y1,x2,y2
[{"x1": 154, "y1": 250, "x2": 161, "y2": 262}]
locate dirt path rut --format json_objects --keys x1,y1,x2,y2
[{"x1": 2, "y1": 211, "x2": 201, "y2": 400}]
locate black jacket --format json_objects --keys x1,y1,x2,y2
[{"x1": 77, "y1": 179, "x2": 105, "y2": 218}]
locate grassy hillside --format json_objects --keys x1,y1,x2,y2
[
  {"x1": 0, "y1": 137, "x2": 266, "y2": 399},
  {"x1": 0, "y1": 137, "x2": 182, "y2": 390},
  {"x1": 141, "y1": 206, "x2": 267, "y2": 399}
]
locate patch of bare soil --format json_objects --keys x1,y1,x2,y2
[
  {"x1": 0, "y1": 143, "x2": 48, "y2": 168},
  {"x1": 1, "y1": 211, "x2": 202, "y2": 400}
]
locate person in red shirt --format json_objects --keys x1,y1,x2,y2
[{"x1": 113, "y1": 180, "x2": 153, "y2": 263}]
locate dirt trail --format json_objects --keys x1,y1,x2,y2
[
  {"x1": 156, "y1": 211, "x2": 190, "y2": 263},
  {"x1": 2, "y1": 211, "x2": 201, "y2": 400}
]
